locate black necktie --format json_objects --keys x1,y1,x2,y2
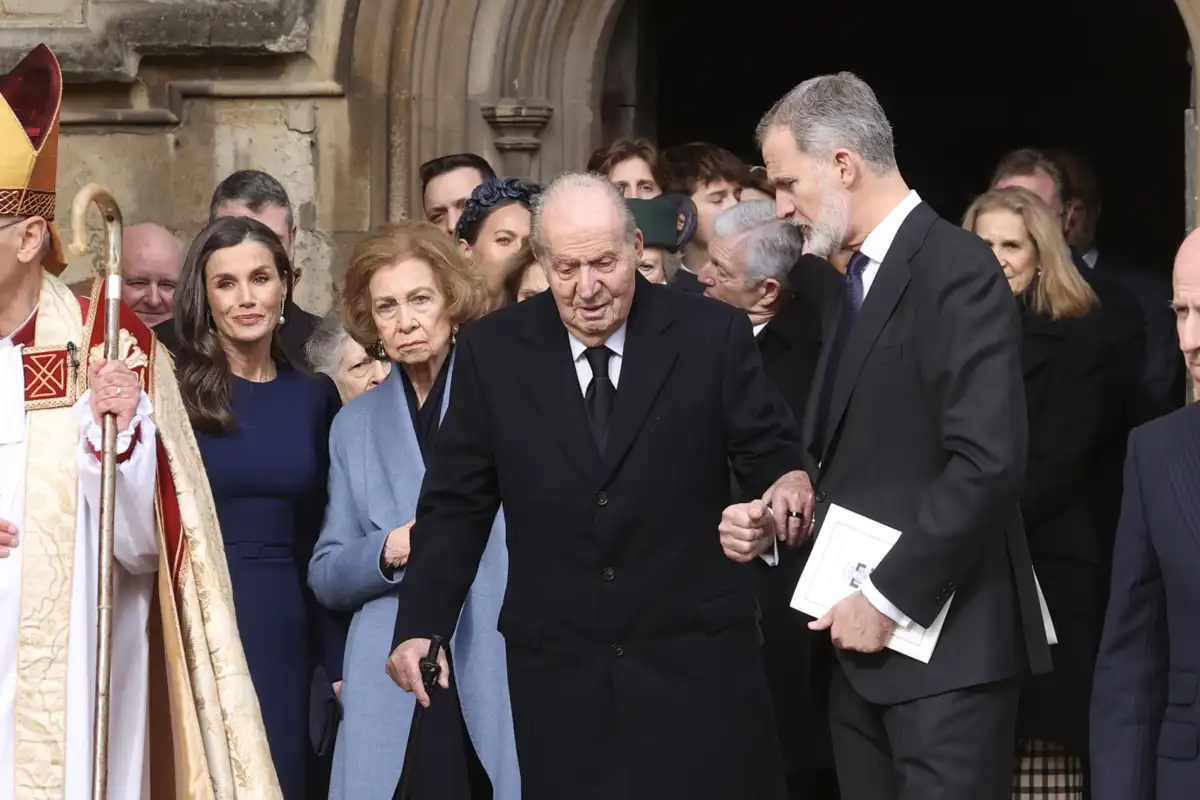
[
  {"x1": 584, "y1": 346, "x2": 615, "y2": 453},
  {"x1": 816, "y1": 251, "x2": 871, "y2": 449}
]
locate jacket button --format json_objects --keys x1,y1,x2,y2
[
  {"x1": 596, "y1": 491, "x2": 609, "y2": 506},
  {"x1": 816, "y1": 491, "x2": 827, "y2": 503},
  {"x1": 602, "y1": 567, "x2": 615, "y2": 581},
  {"x1": 611, "y1": 644, "x2": 624, "y2": 657}
]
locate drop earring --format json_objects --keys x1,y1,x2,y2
[
  {"x1": 279, "y1": 298, "x2": 286, "y2": 326},
  {"x1": 451, "y1": 324, "x2": 459, "y2": 345}
]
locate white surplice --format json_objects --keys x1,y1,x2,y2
[{"x1": 0, "y1": 323, "x2": 159, "y2": 799}]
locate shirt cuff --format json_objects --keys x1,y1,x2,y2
[
  {"x1": 861, "y1": 578, "x2": 912, "y2": 629},
  {"x1": 76, "y1": 389, "x2": 152, "y2": 461},
  {"x1": 758, "y1": 537, "x2": 779, "y2": 566}
]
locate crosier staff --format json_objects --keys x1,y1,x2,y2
[{"x1": 69, "y1": 183, "x2": 124, "y2": 800}]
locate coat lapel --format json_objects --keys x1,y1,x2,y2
[
  {"x1": 367, "y1": 369, "x2": 423, "y2": 531},
  {"x1": 1167, "y1": 415, "x2": 1200, "y2": 553},
  {"x1": 517, "y1": 293, "x2": 603, "y2": 484},
  {"x1": 802, "y1": 303, "x2": 840, "y2": 464},
  {"x1": 601, "y1": 281, "x2": 678, "y2": 484},
  {"x1": 819, "y1": 204, "x2": 935, "y2": 464}
]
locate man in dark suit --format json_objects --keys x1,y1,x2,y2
[
  {"x1": 698, "y1": 198, "x2": 834, "y2": 798},
  {"x1": 1090, "y1": 229, "x2": 1200, "y2": 800},
  {"x1": 155, "y1": 170, "x2": 320, "y2": 367},
  {"x1": 759, "y1": 73, "x2": 1053, "y2": 799},
  {"x1": 387, "y1": 172, "x2": 814, "y2": 800}
]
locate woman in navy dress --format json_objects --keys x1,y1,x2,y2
[{"x1": 171, "y1": 215, "x2": 341, "y2": 799}]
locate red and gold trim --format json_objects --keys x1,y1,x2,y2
[{"x1": 0, "y1": 187, "x2": 55, "y2": 220}]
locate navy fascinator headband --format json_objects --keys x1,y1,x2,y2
[{"x1": 455, "y1": 176, "x2": 542, "y2": 244}]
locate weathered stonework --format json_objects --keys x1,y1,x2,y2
[{"x1": 5, "y1": 0, "x2": 1200, "y2": 360}]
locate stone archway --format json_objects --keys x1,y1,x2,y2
[
  {"x1": 343, "y1": 0, "x2": 1200, "y2": 226},
  {"x1": 343, "y1": 0, "x2": 626, "y2": 225}
]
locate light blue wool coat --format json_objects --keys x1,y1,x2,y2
[{"x1": 309, "y1": 359, "x2": 519, "y2": 800}]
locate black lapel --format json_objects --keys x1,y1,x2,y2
[
  {"x1": 1020, "y1": 308, "x2": 1065, "y2": 378},
  {"x1": 820, "y1": 203, "x2": 935, "y2": 464},
  {"x1": 1167, "y1": 412, "x2": 1200, "y2": 553},
  {"x1": 802, "y1": 302, "x2": 840, "y2": 464},
  {"x1": 516, "y1": 293, "x2": 602, "y2": 484},
  {"x1": 600, "y1": 279, "x2": 678, "y2": 484}
]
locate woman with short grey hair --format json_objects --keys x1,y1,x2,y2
[{"x1": 305, "y1": 309, "x2": 391, "y2": 404}]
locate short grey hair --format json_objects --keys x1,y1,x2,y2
[
  {"x1": 713, "y1": 200, "x2": 803, "y2": 286},
  {"x1": 530, "y1": 172, "x2": 638, "y2": 258},
  {"x1": 756, "y1": 72, "x2": 898, "y2": 174},
  {"x1": 305, "y1": 308, "x2": 351, "y2": 376}
]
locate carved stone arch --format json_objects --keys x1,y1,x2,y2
[{"x1": 343, "y1": 0, "x2": 626, "y2": 224}]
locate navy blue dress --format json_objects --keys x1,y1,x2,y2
[{"x1": 194, "y1": 365, "x2": 341, "y2": 799}]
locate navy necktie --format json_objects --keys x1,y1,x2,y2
[
  {"x1": 584, "y1": 346, "x2": 615, "y2": 453},
  {"x1": 816, "y1": 251, "x2": 871, "y2": 449}
]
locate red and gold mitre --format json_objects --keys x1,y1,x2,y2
[{"x1": 0, "y1": 44, "x2": 66, "y2": 274}]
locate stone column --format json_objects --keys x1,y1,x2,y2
[{"x1": 480, "y1": 101, "x2": 554, "y2": 181}]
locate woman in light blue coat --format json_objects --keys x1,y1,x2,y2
[{"x1": 309, "y1": 220, "x2": 519, "y2": 800}]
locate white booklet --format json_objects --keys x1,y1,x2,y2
[
  {"x1": 790, "y1": 504, "x2": 952, "y2": 664},
  {"x1": 790, "y1": 503, "x2": 1058, "y2": 664}
]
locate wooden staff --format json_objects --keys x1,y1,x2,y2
[{"x1": 69, "y1": 183, "x2": 124, "y2": 800}]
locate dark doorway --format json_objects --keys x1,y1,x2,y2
[{"x1": 627, "y1": 0, "x2": 1191, "y2": 272}]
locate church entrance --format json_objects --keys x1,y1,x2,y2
[{"x1": 600, "y1": 0, "x2": 1191, "y2": 272}]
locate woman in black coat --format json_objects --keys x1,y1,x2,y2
[{"x1": 965, "y1": 187, "x2": 1105, "y2": 800}]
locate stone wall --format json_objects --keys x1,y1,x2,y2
[{"x1": 2, "y1": 0, "x2": 350, "y2": 315}]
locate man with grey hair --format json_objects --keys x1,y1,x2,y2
[
  {"x1": 388, "y1": 171, "x2": 813, "y2": 799},
  {"x1": 703, "y1": 200, "x2": 836, "y2": 797},
  {"x1": 759, "y1": 73, "x2": 1051, "y2": 799}
]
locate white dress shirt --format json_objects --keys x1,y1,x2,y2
[
  {"x1": 567, "y1": 322, "x2": 778, "y2": 565},
  {"x1": 568, "y1": 323, "x2": 626, "y2": 392},
  {"x1": 752, "y1": 321, "x2": 768, "y2": 338},
  {"x1": 848, "y1": 189, "x2": 923, "y2": 629}
]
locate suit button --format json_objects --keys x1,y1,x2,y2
[
  {"x1": 596, "y1": 491, "x2": 609, "y2": 506},
  {"x1": 602, "y1": 567, "x2": 615, "y2": 581},
  {"x1": 611, "y1": 644, "x2": 624, "y2": 657},
  {"x1": 816, "y1": 491, "x2": 828, "y2": 503}
]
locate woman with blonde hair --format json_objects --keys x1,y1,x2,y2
[
  {"x1": 964, "y1": 187, "x2": 1105, "y2": 800},
  {"x1": 308, "y1": 219, "x2": 519, "y2": 799}
]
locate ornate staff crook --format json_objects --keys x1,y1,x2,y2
[{"x1": 69, "y1": 183, "x2": 124, "y2": 800}]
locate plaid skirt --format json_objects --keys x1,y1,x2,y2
[{"x1": 1012, "y1": 739, "x2": 1084, "y2": 798}]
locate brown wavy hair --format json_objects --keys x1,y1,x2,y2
[
  {"x1": 963, "y1": 187, "x2": 1098, "y2": 321},
  {"x1": 339, "y1": 220, "x2": 490, "y2": 350},
  {"x1": 173, "y1": 216, "x2": 296, "y2": 433},
  {"x1": 587, "y1": 138, "x2": 673, "y2": 191}
]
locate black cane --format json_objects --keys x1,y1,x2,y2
[{"x1": 393, "y1": 636, "x2": 445, "y2": 800}]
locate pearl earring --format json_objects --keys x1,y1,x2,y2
[
  {"x1": 451, "y1": 324, "x2": 459, "y2": 345},
  {"x1": 279, "y1": 299, "x2": 286, "y2": 326}
]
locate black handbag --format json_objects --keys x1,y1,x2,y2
[{"x1": 309, "y1": 665, "x2": 343, "y2": 757}]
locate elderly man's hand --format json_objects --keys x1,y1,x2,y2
[
  {"x1": 762, "y1": 470, "x2": 814, "y2": 547},
  {"x1": 719, "y1": 500, "x2": 776, "y2": 563},
  {"x1": 88, "y1": 357, "x2": 140, "y2": 431},
  {"x1": 386, "y1": 638, "x2": 450, "y2": 708}
]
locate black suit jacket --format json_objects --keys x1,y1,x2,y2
[
  {"x1": 1091, "y1": 403, "x2": 1200, "y2": 800},
  {"x1": 749, "y1": 295, "x2": 828, "y2": 773},
  {"x1": 1016, "y1": 304, "x2": 1107, "y2": 749},
  {"x1": 393, "y1": 279, "x2": 800, "y2": 800},
  {"x1": 1091, "y1": 249, "x2": 1184, "y2": 421},
  {"x1": 805, "y1": 202, "x2": 1052, "y2": 705},
  {"x1": 154, "y1": 304, "x2": 321, "y2": 369},
  {"x1": 669, "y1": 266, "x2": 705, "y2": 294}
]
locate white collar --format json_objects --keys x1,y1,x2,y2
[
  {"x1": 569, "y1": 322, "x2": 628, "y2": 361},
  {"x1": 858, "y1": 190, "x2": 922, "y2": 265}
]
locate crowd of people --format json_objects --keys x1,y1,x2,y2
[{"x1": 2, "y1": 41, "x2": 1198, "y2": 800}]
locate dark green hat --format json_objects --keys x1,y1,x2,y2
[{"x1": 627, "y1": 196, "x2": 682, "y2": 252}]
